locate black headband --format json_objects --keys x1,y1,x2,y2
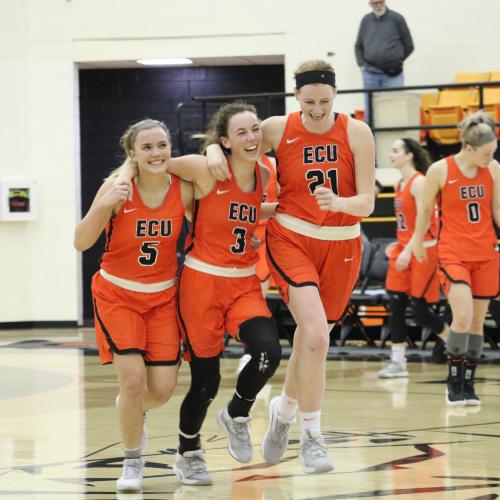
[{"x1": 295, "y1": 70, "x2": 336, "y2": 89}]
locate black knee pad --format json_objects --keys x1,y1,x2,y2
[
  {"x1": 239, "y1": 316, "x2": 282, "y2": 376},
  {"x1": 410, "y1": 297, "x2": 444, "y2": 333},
  {"x1": 189, "y1": 357, "x2": 221, "y2": 403}
]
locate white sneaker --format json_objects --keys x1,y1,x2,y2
[
  {"x1": 116, "y1": 457, "x2": 144, "y2": 492},
  {"x1": 173, "y1": 450, "x2": 213, "y2": 486},
  {"x1": 216, "y1": 407, "x2": 253, "y2": 463},
  {"x1": 261, "y1": 396, "x2": 295, "y2": 464},
  {"x1": 236, "y1": 353, "x2": 252, "y2": 375},
  {"x1": 378, "y1": 361, "x2": 409, "y2": 379},
  {"x1": 299, "y1": 430, "x2": 334, "y2": 474},
  {"x1": 116, "y1": 394, "x2": 148, "y2": 452}
]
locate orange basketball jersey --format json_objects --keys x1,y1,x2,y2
[
  {"x1": 185, "y1": 159, "x2": 263, "y2": 267},
  {"x1": 100, "y1": 175, "x2": 185, "y2": 282},
  {"x1": 438, "y1": 156, "x2": 497, "y2": 261},
  {"x1": 394, "y1": 172, "x2": 436, "y2": 245},
  {"x1": 274, "y1": 112, "x2": 360, "y2": 227}
]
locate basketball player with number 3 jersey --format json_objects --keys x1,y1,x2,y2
[{"x1": 166, "y1": 103, "x2": 282, "y2": 487}]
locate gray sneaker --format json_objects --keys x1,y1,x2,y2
[
  {"x1": 116, "y1": 457, "x2": 144, "y2": 492},
  {"x1": 173, "y1": 450, "x2": 213, "y2": 486},
  {"x1": 299, "y1": 430, "x2": 334, "y2": 474},
  {"x1": 216, "y1": 407, "x2": 253, "y2": 463},
  {"x1": 378, "y1": 361, "x2": 409, "y2": 379},
  {"x1": 261, "y1": 396, "x2": 295, "y2": 465}
]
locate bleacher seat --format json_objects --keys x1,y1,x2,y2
[
  {"x1": 420, "y1": 92, "x2": 439, "y2": 141},
  {"x1": 427, "y1": 89, "x2": 477, "y2": 144},
  {"x1": 488, "y1": 71, "x2": 500, "y2": 82},
  {"x1": 453, "y1": 72, "x2": 488, "y2": 84}
]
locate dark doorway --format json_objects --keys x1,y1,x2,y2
[{"x1": 79, "y1": 64, "x2": 285, "y2": 323}]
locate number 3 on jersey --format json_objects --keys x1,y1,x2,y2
[
  {"x1": 305, "y1": 168, "x2": 339, "y2": 195},
  {"x1": 230, "y1": 227, "x2": 246, "y2": 254}
]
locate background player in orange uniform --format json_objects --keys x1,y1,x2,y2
[
  {"x1": 207, "y1": 60, "x2": 375, "y2": 474},
  {"x1": 160, "y1": 102, "x2": 281, "y2": 486},
  {"x1": 379, "y1": 138, "x2": 449, "y2": 378},
  {"x1": 74, "y1": 119, "x2": 192, "y2": 492},
  {"x1": 413, "y1": 112, "x2": 500, "y2": 406}
]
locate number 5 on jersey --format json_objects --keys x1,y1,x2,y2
[{"x1": 139, "y1": 241, "x2": 159, "y2": 266}]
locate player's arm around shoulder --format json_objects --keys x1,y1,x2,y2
[
  {"x1": 167, "y1": 155, "x2": 216, "y2": 199},
  {"x1": 74, "y1": 177, "x2": 128, "y2": 252},
  {"x1": 261, "y1": 115, "x2": 287, "y2": 152},
  {"x1": 347, "y1": 117, "x2": 376, "y2": 216}
]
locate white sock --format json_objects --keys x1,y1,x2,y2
[
  {"x1": 300, "y1": 410, "x2": 321, "y2": 435},
  {"x1": 392, "y1": 344, "x2": 406, "y2": 364},
  {"x1": 277, "y1": 390, "x2": 298, "y2": 420}
]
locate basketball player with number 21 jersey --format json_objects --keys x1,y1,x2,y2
[
  {"x1": 207, "y1": 59, "x2": 375, "y2": 474},
  {"x1": 74, "y1": 119, "x2": 192, "y2": 493},
  {"x1": 162, "y1": 102, "x2": 282, "y2": 487},
  {"x1": 413, "y1": 111, "x2": 500, "y2": 408}
]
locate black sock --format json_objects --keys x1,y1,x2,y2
[
  {"x1": 178, "y1": 433, "x2": 201, "y2": 454},
  {"x1": 227, "y1": 391, "x2": 255, "y2": 418}
]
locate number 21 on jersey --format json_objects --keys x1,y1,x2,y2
[{"x1": 305, "y1": 168, "x2": 339, "y2": 195}]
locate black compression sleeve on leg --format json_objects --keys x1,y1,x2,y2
[
  {"x1": 388, "y1": 292, "x2": 409, "y2": 344},
  {"x1": 178, "y1": 356, "x2": 221, "y2": 450},
  {"x1": 228, "y1": 316, "x2": 282, "y2": 418}
]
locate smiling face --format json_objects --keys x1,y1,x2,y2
[
  {"x1": 130, "y1": 127, "x2": 171, "y2": 174},
  {"x1": 220, "y1": 110, "x2": 262, "y2": 162},
  {"x1": 295, "y1": 83, "x2": 336, "y2": 125}
]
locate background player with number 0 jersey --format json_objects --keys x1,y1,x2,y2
[
  {"x1": 413, "y1": 111, "x2": 500, "y2": 407},
  {"x1": 74, "y1": 119, "x2": 192, "y2": 492},
  {"x1": 207, "y1": 59, "x2": 375, "y2": 474}
]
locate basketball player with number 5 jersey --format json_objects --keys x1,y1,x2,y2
[{"x1": 75, "y1": 119, "x2": 191, "y2": 492}]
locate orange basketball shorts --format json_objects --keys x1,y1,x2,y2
[
  {"x1": 439, "y1": 253, "x2": 500, "y2": 299},
  {"x1": 177, "y1": 265, "x2": 272, "y2": 360},
  {"x1": 265, "y1": 218, "x2": 362, "y2": 323},
  {"x1": 91, "y1": 272, "x2": 181, "y2": 365},
  {"x1": 385, "y1": 242, "x2": 441, "y2": 303}
]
